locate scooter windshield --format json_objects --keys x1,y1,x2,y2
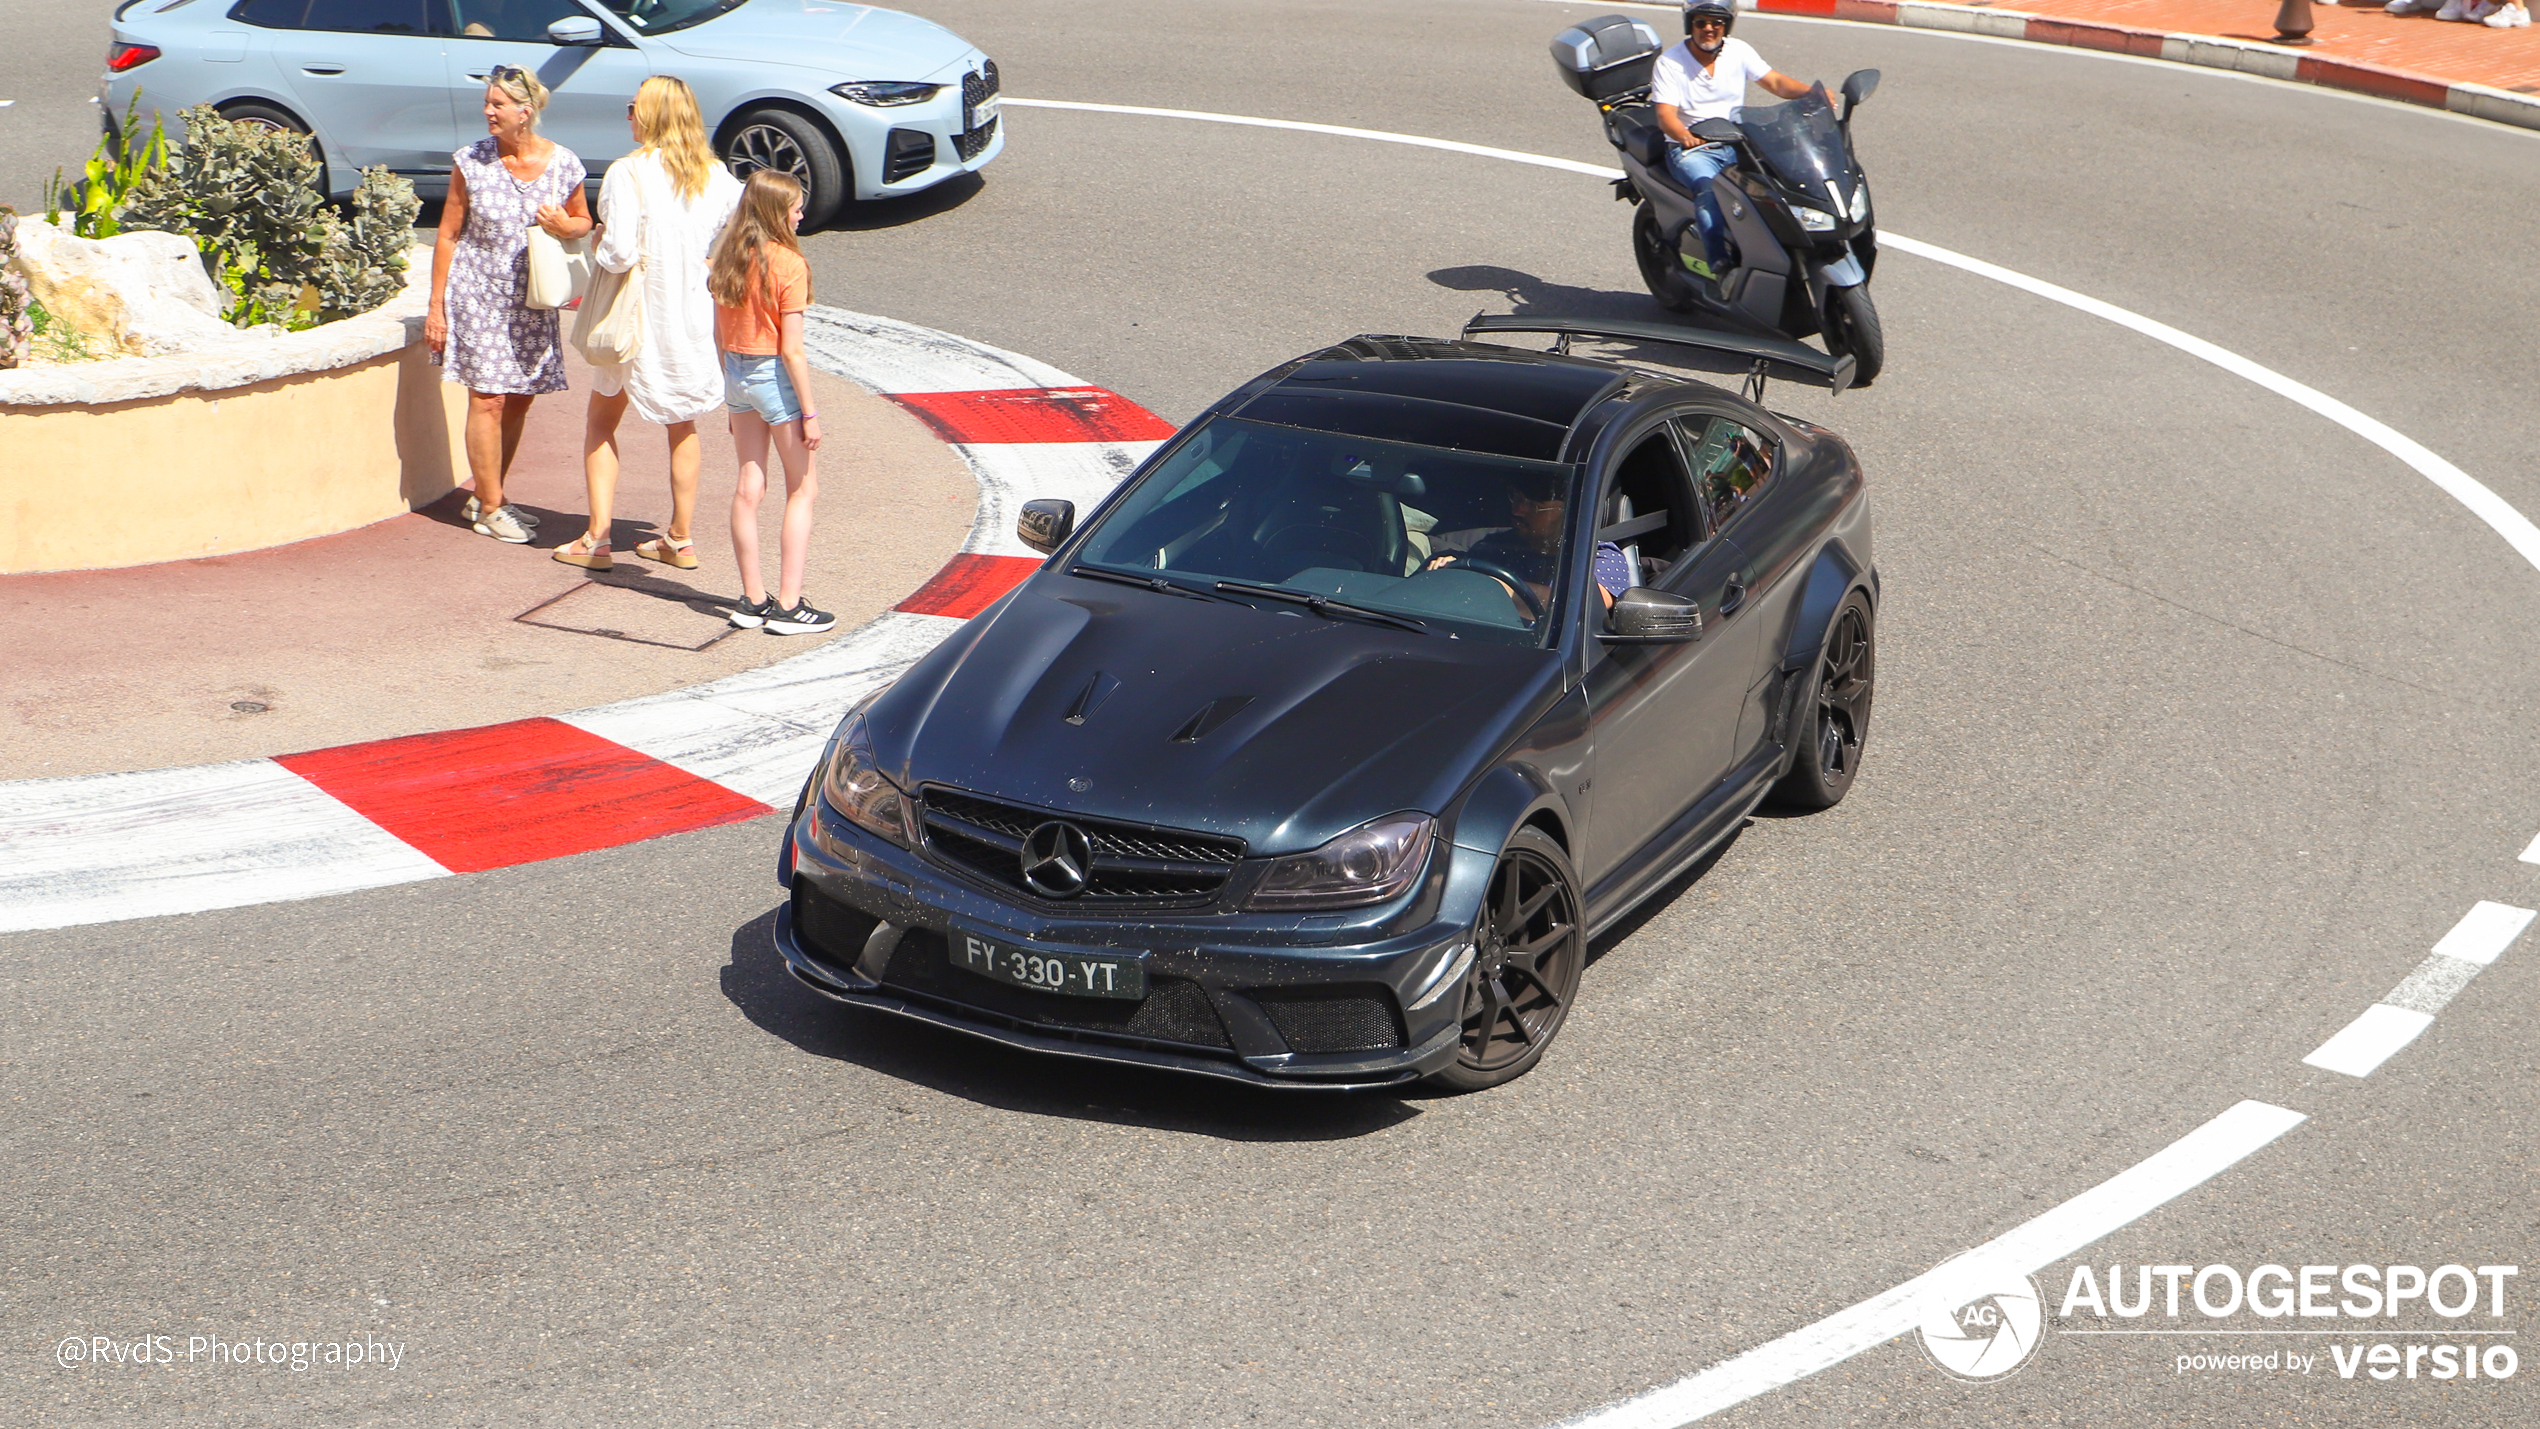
[{"x1": 1737, "y1": 86, "x2": 1852, "y2": 207}]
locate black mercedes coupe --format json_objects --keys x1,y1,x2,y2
[{"x1": 775, "y1": 317, "x2": 1878, "y2": 1091}]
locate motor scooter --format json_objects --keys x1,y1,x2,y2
[{"x1": 1553, "y1": 15, "x2": 1885, "y2": 384}]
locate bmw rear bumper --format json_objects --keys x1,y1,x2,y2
[{"x1": 776, "y1": 798, "x2": 1475, "y2": 1090}]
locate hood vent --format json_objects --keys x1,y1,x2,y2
[
  {"x1": 1170, "y1": 696, "x2": 1254, "y2": 744},
  {"x1": 1063, "y1": 671, "x2": 1121, "y2": 726}
]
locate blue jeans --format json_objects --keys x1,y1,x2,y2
[
  {"x1": 722, "y1": 351, "x2": 803, "y2": 425},
  {"x1": 1664, "y1": 141, "x2": 1736, "y2": 270}
]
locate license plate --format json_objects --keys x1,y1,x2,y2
[
  {"x1": 971, "y1": 96, "x2": 1000, "y2": 127},
  {"x1": 950, "y1": 929, "x2": 1145, "y2": 1000}
]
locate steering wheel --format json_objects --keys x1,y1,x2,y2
[{"x1": 1436, "y1": 555, "x2": 1546, "y2": 622}]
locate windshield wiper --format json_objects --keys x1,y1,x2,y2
[
  {"x1": 1212, "y1": 580, "x2": 1429, "y2": 635},
  {"x1": 1069, "y1": 565, "x2": 1242, "y2": 604}
]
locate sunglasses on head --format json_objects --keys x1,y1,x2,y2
[{"x1": 489, "y1": 63, "x2": 526, "y2": 81}]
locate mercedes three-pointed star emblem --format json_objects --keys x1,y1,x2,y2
[{"x1": 1020, "y1": 821, "x2": 1094, "y2": 898}]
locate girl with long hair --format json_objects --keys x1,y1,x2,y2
[
  {"x1": 710, "y1": 171, "x2": 830, "y2": 634},
  {"x1": 555, "y1": 75, "x2": 743, "y2": 572},
  {"x1": 425, "y1": 65, "x2": 590, "y2": 544}
]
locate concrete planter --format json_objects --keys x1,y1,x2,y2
[{"x1": 0, "y1": 245, "x2": 465, "y2": 575}]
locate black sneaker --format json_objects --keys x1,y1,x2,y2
[
  {"x1": 765, "y1": 598, "x2": 836, "y2": 636},
  {"x1": 728, "y1": 596, "x2": 774, "y2": 630}
]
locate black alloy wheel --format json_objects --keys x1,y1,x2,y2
[
  {"x1": 1823, "y1": 282, "x2": 1884, "y2": 387},
  {"x1": 1631, "y1": 204, "x2": 1698, "y2": 314},
  {"x1": 1426, "y1": 826, "x2": 1584, "y2": 1092},
  {"x1": 1771, "y1": 589, "x2": 1875, "y2": 810},
  {"x1": 723, "y1": 107, "x2": 847, "y2": 228}
]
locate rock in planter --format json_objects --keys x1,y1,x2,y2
[{"x1": 7, "y1": 218, "x2": 263, "y2": 358}]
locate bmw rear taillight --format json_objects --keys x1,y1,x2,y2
[{"x1": 107, "y1": 43, "x2": 161, "y2": 72}]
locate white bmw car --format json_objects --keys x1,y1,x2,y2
[{"x1": 99, "y1": 0, "x2": 1002, "y2": 224}]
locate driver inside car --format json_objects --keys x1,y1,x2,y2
[
  {"x1": 1651, "y1": 0, "x2": 1818, "y2": 279},
  {"x1": 1426, "y1": 473, "x2": 1632, "y2": 618}
]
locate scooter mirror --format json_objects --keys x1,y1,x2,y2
[{"x1": 1841, "y1": 69, "x2": 1881, "y2": 111}]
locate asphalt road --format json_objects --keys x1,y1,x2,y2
[
  {"x1": 0, "y1": 0, "x2": 124, "y2": 213},
  {"x1": 7, "y1": 2, "x2": 2540, "y2": 1426}
]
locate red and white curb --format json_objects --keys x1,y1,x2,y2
[
  {"x1": 0, "y1": 308, "x2": 1167, "y2": 934},
  {"x1": 1748, "y1": 0, "x2": 2540, "y2": 130}
]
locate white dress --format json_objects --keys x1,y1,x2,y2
[{"x1": 590, "y1": 150, "x2": 744, "y2": 425}]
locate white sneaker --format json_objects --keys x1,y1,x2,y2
[
  {"x1": 473, "y1": 506, "x2": 532, "y2": 543},
  {"x1": 2436, "y1": 0, "x2": 2471, "y2": 16},
  {"x1": 2486, "y1": 2, "x2": 2530, "y2": 24},
  {"x1": 462, "y1": 495, "x2": 538, "y2": 527}
]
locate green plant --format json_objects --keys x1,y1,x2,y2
[
  {"x1": 119, "y1": 105, "x2": 418, "y2": 330},
  {"x1": 26, "y1": 298, "x2": 97, "y2": 364},
  {"x1": 0, "y1": 207, "x2": 31, "y2": 369},
  {"x1": 43, "y1": 92, "x2": 168, "y2": 239}
]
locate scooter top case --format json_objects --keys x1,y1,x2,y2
[{"x1": 1551, "y1": 14, "x2": 1664, "y2": 101}]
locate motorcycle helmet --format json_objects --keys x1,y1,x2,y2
[{"x1": 1682, "y1": 1, "x2": 1737, "y2": 40}]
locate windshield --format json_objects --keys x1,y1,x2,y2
[
  {"x1": 1070, "y1": 417, "x2": 1585, "y2": 648},
  {"x1": 592, "y1": 0, "x2": 744, "y2": 34},
  {"x1": 1737, "y1": 84, "x2": 1853, "y2": 207}
]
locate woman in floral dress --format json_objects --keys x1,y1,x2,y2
[{"x1": 426, "y1": 65, "x2": 592, "y2": 544}]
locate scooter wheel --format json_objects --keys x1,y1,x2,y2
[
  {"x1": 1825, "y1": 283, "x2": 1884, "y2": 387},
  {"x1": 1632, "y1": 206, "x2": 1698, "y2": 314}
]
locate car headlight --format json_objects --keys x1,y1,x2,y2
[
  {"x1": 821, "y1": 714, "x2": 917, "y2": 846},
  {"x1": 1794, "y1": 205, "x2": 1838, "y2": 233},
  {"x1": 1245, "y1": 813, "x2": 1434, "y2": 910},
  {"x1": 830, "y1": 81, "x2": 941, "y2": 107},
  {"x1": 1847, "y1": 181, "x2": 1870, "y2": 222}
]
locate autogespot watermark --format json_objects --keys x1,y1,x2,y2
[
  {"x1": 53, "y1": 1332, "x2": 406, "y2": 1373},
  {"x1": 1915, "y1": 1259, "x2": 2522, "y2": 1389}
]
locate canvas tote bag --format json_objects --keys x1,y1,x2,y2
[
  {"x1": 572, "y1": 166, "x2": 646, "y2": 364},
  {"x1": 524, "y1": 226, "x2": 591, "y2": 310}
]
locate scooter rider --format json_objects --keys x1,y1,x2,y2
[{"x1": 1651, "y1": 1, "x2": 1817, "y2": 279}]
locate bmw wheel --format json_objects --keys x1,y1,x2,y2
[
  {"x1": 1631, "y1": 205, "x2": 1698, "y2": 314},
  {"x1": 1424, "y1": 826, "x2": 1584, "y2": 1092},
  {"x1": 1824, "y1": 283, "x2": 1884, "y2": 388},
  {"x1": 1771, "y1": 589, "x2": 1876, "y2": 810},
  {"x1": 723, "y1": 107, "x2": 847, "y2": 228}
]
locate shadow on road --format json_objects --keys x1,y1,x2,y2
[
  {"x1": 814, "y1": 172, "x2": 986, "y2": 233},
  {"x1": 1583, "y1": 821, "x2": 1746, "y2": 971},
  {"x1": 1426, "y1": 264, "x2": 1661, "y2": 324},
  {"x1": 719, "y1": 908, "x2": 1424, "y2": 1141}
]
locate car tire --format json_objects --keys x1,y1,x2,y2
[
  {"x1": 1423, "y1": 825, "x2": 1585, "y2": 1093},
  {"x1": 723, "y1": 107, "x2": 848, "y2": 229},
  {"x1": 217, "y1": 101, "x2": 328, "y2": 187},
  {"x1": 1824, "y1": 282, "x2": 1884, "y2": 388},
  {"x1": 1770, "y1": 589, "x2": 1875, "y2": 811},
  {"x1": 1632, "y1": 204, "x2": 1698, "y2": 314}
]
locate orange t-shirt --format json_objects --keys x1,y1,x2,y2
[{"x1": 714, "y1": 246, "x2": 809, "y2": 356}]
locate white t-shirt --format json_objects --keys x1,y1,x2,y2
[{"x1": 1650, "y1": 37, "x2": 1772, "y2": 123}]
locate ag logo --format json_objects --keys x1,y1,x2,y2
[{"x1": 1915, "y1": 1254, "x2": 2045, "y2": 1383}]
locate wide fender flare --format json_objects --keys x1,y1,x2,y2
[
  {"x1": 1439, "y1": 764, "x2": 1571, "y2": 931},
  {"x1": 1778, "y1": 539, "x2": 1872, "y2": 675}
]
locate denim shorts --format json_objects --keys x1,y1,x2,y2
[{"x1": 721, "y1": 351, "x2": 803, "y2": 424}]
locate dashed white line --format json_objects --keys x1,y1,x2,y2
[
  {"x1": 2521, "y1": 829, "x2": 2540, "y2": 865},
  {"x1": 1556, "y1": 1101, "x2": 2308, "y2": 1428},
  {"x1": 2302, "y1": 901, "x2": 2531, "y2": 1076},
  {"x1": 2430, "y1": 899, "x2": 2538, "y2": 963},
  {"x1": 2302, "y1": 1003, "x2": 2438, "y2": 1079}
]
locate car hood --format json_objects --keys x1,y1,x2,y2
[
  {"x1": 656, "y1": 1, "x2": 976, "y2": 82},
  {"x1": 868, "y1": 576, "x2": 1566, "y2": 855}
]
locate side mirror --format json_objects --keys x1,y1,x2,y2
[
  {"x1": 1690, "y1": 117, "x2": 1745, "y2": 146},
  {"x1": 547, "y1": 15, "x2": 604, "y2": 45},
  {"x1": 1840, "y1": 69, "x2": 1880, "y2": 115},
  {"x1": 1601, "y1": 587, "x2": 1701, "y2": 644},
  {"x1": 1016, "y1": 498, "x2": 1074, "y2": 555}
]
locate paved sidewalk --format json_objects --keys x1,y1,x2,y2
[
  {"x1": 1760, "y1": 0, "x2": 2540, "y2": 124},
  {"x1": 1, "y1": 345, "x2": 978, "y2": 782}
]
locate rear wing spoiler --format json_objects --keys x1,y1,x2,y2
[{"x1": 1460, "y1": 314, "x2": 1855, "y2": 398}]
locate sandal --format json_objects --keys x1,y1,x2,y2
[
  {"x1": 635, "y1": 535, "x2": 699, "y2": 570},
  {"x1": 552, "y1": 534, "x2": 613, "y2": 571}
]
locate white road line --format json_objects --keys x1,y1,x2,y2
[
  {"x1": 2302, "y1": 1003, "x2": 2438, "y2": 1078},
  {"x1": 1556, "y1": 1101, "x2": 2307, "y2": 1429},
  {"x1": 2522, "y1": 829, "x2": 2540, "y2": 865},
  {"x1": 2429, "y1": 899, "x2": 2537, "y2": 964},
  {"x1": 1002, "y1": 98, "x2": 2540, "y2": 585}
]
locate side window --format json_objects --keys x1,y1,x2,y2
[
  {"x1": 453, "y1": 0, "x2": 590, "y2": 39},
  {"x1": 1680, "y1": 415, "x2": 1775, "y2": 535},
  {"x1": 299, "y1": 0, "x2": 432, "y2": 32},
  {"x1": 233, "y1": 0, "x2": 311, "y2": 26},
  {"x1": 1596, "y1": 427, "x2": 1699, "y2": 589}
]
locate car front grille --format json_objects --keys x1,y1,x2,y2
[
  {"x1": 1255, "y1": 988, "x2": 1404, "y2": 1054},
  {"x1": 920, "y1": 787, "x2": 1244, "y2": 908},
  {"x1": 957, "y1": 60, "x2": 1000, "y2": 159},
  {"x1": 880, "y1": 929, "x2": 1233, "y2": 1050}
]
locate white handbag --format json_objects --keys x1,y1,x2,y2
[
  {"x1": 524, "y1": 226, "x2": 592, "y2": 310},
  {"x1": 571, "y1": 174, "x2": 645, "y2": 364}
]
